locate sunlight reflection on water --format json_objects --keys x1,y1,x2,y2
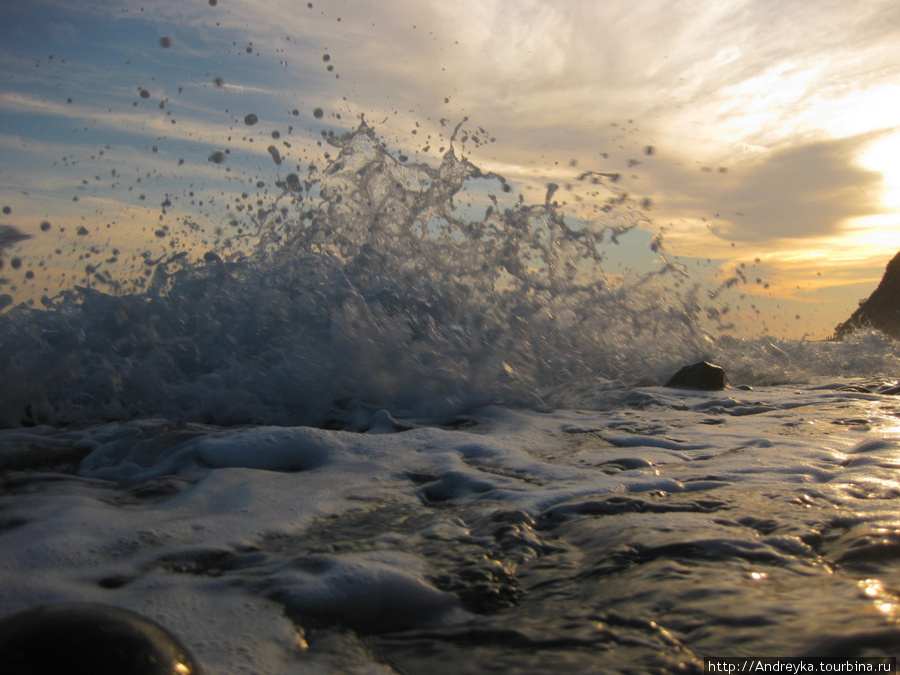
[{"x1": 860, "y1": 578, "x2": 900, "y2": 623}]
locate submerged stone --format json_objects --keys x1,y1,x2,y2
[
  {"x1": 665, "y1": 361, "x2": 728, "y2": 390},
  {"x1": 0, "y1": 603, "x2": 202, "y2": 674}
]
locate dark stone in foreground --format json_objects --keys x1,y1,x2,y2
[
  {"x1": 0, "y1": 603, "x2": 202, "y2": 675},
  {"x1": 665, "y1": 361, "x2": 728, "y2": 390},
  {"x1": 832, "y1": 250, "x2": 900, "y2": 341}
]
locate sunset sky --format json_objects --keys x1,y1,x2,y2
[{"x1": 1, "y1": 0, "x2": 899, "y2": 338}]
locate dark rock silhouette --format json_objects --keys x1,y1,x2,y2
[
  {"x1": 664, "y1": 361, "x2": 728, "y2": 390},
  {"x1": 832, "y1": 251, "x2": 900, "y2": 341}
]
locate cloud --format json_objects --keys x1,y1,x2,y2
[
  {"x1": 708, "y1": 134, "x2": 890, "y2": 242},
  {"x1": 635, "y1": 129, "x2": 894, "y2": 252},
  {"x1": 0, "y1": 90, "x2": 329, "y2": 172}
]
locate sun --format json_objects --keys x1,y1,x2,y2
[{"x1": 860, "y1": 131, "x2": 900, "y2": 210}]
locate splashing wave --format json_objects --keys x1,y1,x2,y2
[{"x1": 1, "y1": 121, "x2": 897, "y2": 428}]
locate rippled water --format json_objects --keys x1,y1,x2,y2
[{"x1": 4, "y1": 382, "x2": 900, "y2": 673}]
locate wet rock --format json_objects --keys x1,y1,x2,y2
[
  {"x1": 0, "y1": 602, "x2": 203, "y2": 674},
  {"x1": 664, "y1": 361, "x2": 728, "y2": 390},
  {"x1": 832, "y1": 250, "x2": 900, "y2": 341}
]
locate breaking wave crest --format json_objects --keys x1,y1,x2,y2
[{"x1": 1, "y1": 121, "x2": 898, "y2": 428}]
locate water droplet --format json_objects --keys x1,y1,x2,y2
[
  {"x1": 244, "y1": 113, "x2": 259, "y2": 126},
  {"x1": 159, "y1": 37, "x2": 172, "y2": 48},
  {"x1": 313, "y1": 108, "x2": 324, "y2": 119}
]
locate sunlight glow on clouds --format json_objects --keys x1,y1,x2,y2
[{"x1": 860, "y1": 132, "x2": 900, "y2": 209}]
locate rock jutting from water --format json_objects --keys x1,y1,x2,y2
[
  {"x1": 832, "y1": 250, "x2": 900, "y2": 341},
  {"x1": 664, "y1": 361, "x2": 729, "y2": 390}
]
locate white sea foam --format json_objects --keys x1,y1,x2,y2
[{"x1": 3, "y1": 383, "x2": 900, "y2": 672}]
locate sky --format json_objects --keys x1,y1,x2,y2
[{"x1": 1, "y1": 0, "x2": 899, "y2": 338}]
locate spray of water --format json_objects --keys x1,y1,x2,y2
[{"x1": 2, "y1": 120, "x2": 896, "y2": 429}]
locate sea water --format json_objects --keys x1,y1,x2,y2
[{"x1": 2, "y1": 122, "x2": 900, "y2": 674}]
